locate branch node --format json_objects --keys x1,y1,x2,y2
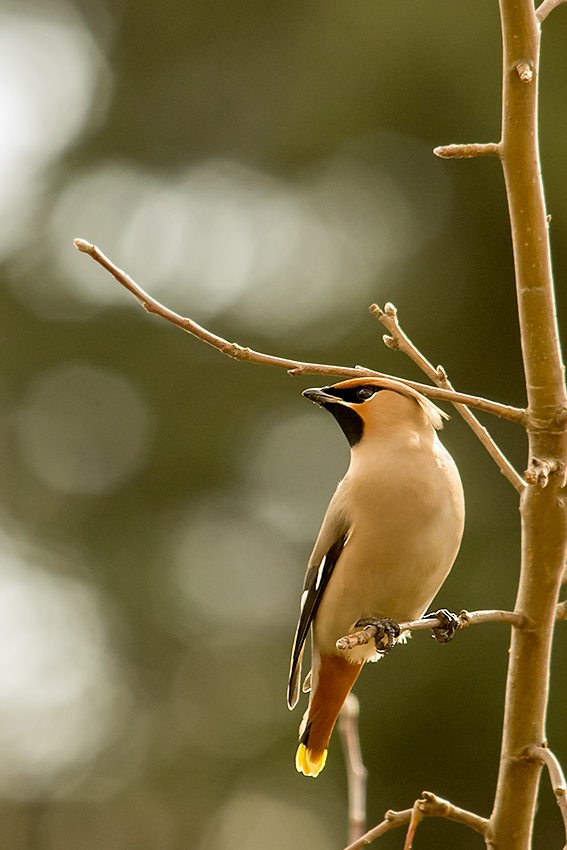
[
  {"x1": 416, "y1": 791, "x2": 488, "y2": 834},
  {"x1": 384, "y1": 809, "x2": 412, "y2": 828},
  {"x1": 433, "y1": 143, "x2": 501, "y2": 159},
  {"x1": 524, "y1": 457, "x2": 559, "y2": 486},
  {"x1": 382, "y1": 334, "x2": 398, "y2": 350},
  {"x1": 74, "y1": 238, "x2": 95, "y2": 254},
  {"x1": 516, "y1": 62, "x2": 534, "y2": 82}
]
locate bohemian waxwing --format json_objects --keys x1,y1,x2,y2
[{"x1": 288, "y1": 377, "x2": 465, "y2": 776}]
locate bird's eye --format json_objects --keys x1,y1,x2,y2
[{"x1": 356, "y1": 386, "x2": 375, "y2": 401}]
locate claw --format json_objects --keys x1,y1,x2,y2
[
  {"x1": 354, "y1": 617, "x2": 401, "y2": 654},
  {"x1": 424, "y1": 608, "x2": 459, "y2": 643}
]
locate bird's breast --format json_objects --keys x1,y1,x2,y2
[{"x1": 313, "y1": 438, "x2": 464, "y2": 656}]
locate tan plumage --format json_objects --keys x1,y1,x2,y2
[{"x1": 288, "y1": 378, "x2": 465, "y2": 776}]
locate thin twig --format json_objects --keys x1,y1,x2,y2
[
  {"x1": 73, "y1": 239, "x2": 527, "y2": 424},
  {"x1": 557, "y1": 600, "x2": 567, "y2": 620},
  {"x1": 433, "y1": 143, "x2": 501, "y2": 158},
  {"x1": 416, "y1": 792, "x2": 488, "y2": 834},
  {"x1": 336, "y1": 609, "x2": 527, "y2": 653},
  {"x1": 342, "y1": 809, "x2": 412, "y2": 850},
  {"x1": 339, "y1": 695, "x2": 368, "y2": 845},
  {"x1": 536, "y1": 0, "x2": 567, "y2": 23},
  {"x1": 371, "y1": 302, "x2": 526, "y2": 492},
  {"x1": 525, "y1": 745, "x2": 567, "y2": 842},
  {"x1": 342, "y1": 792, "x2": 487, "y2": 850},
  {"x1": 402, "y1": 805, "x2": 423, "y2": 850}
]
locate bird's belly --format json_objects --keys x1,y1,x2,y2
[{"x1": 313, "y1": 498, "x2": 461, "y2": 656}]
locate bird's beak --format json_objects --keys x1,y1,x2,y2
[{"x1": 302, "y1": 387, "x2": 339, "y2": 405}]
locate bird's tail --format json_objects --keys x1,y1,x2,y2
[{"x1": 295, "y1": 653, "x2": 363, "y2": 776}]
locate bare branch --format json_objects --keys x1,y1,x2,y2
[
  {"x1": 371, "y1": 302, "x2": 526, "y2": 493},
  {"x1": 535, "y1": 0, "x2": 566, "y2": 23},
  {"x1": 339, "y1": 695, "x2": 368, "y2": 845},
  {"x1": 525, "y1": 746, "x2": 567, "y2": 840},
  {"x1": 73, "y1": 240, "x2": 527, "y2": 424},
  {"x1": 433, "y1": 143, "x2": 501, "y2": 158},
  {"x1": 336, "y1": 609, "x2": 527, "y2": 653},
  {"x1": 557, "y1": 601, "x2": 567, "y2": 620},
  {"x1": 342, "y1": 792, "x2": 487, "y2": 850}
]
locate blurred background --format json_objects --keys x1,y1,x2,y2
[{"x1": 0, "y1": 0, "x2": 566, "y2": 847}]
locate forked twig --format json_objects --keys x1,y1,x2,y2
[
  {"x1": 371, "y1": 303, "x2": 526, "y2": 492},
  {"x1": 73, "y1": 240, "x2": 527, "y2": 424},
  {"x1": 336, "y1": 609, "x2": 527, "y2": 653},
  {"x1": 339, "y1": 695, "x2": 368, "y2": 845},
  {"x1": 342, "y1": 791, "x2": 488, "y2": 850}
]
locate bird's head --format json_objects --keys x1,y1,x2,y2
[{"x1": 302, "y1": 377, "x2": 447, "y2": 447}]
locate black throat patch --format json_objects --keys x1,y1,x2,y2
[{"x1": 321, "y1": 402, "x2": 364, "y2": 446}]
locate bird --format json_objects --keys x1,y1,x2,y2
[{"x1": 288, "y1": 376, "x2": 465, "y2": 777}]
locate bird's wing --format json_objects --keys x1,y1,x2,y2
[{"x1": 287, "y1": 490, "x2": 350, "y2": 709}]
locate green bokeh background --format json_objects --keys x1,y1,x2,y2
[{"x1": 0, "y1": 0, "x2": 566, "y2": 847}]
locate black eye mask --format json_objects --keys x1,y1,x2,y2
[{"x1": 321, "y1": 384, "x2": 383, "y2": 404}]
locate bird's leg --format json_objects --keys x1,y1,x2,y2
[
  {"x1": 423, "y1": 608, "x2": 460, "y2": 643},
  {"x1": 354, "y1": 617, "x2": 401, "y2": 654}
]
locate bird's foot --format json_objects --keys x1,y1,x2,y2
[
  {"x1": 424, "y1": 608, "x2": 460, "y2": 643},
  {"x1": 354, "y1": 617, "x2": 400, "y2": 654}
]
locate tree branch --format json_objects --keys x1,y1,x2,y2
[
  {"x1": 73, "y1": 239, "x2": 526, "y2": 424},
  {"x1": 370, "y1": 302, "x2": 526, "y2": 493},
  {"x1": 339, "y1": 695, "x2": 368, "y2": 845},
  {"x1": 402, "y1": 804, "x2": 424, "y2": 850},
  {"x1": 525, "y1": 745, "x2": 567, "y2": 842},
  {"x1": 433, "y1": 143, "x2": 501, "y2": 158},
  {"x1": 535, "y1": 0, "x2": 566, "y2": 23},
  {"x1": 336, "y1": 609, "x2": 528, "y2": 652},
  {"x1": 488, "y1": 1, "x2": 567, "y2": 846},
  {"x1": 342, "y1": 792, "x2": 488, "y2": 850}
]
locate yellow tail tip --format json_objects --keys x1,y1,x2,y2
[{"x1": 295, "y1": 743, "x2": 328, "y2": 777}]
